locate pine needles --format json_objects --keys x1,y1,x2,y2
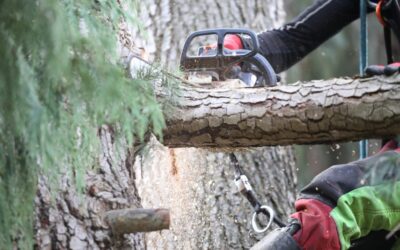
[{"x1": 0, "y1": 0, "x2": 164, "y2": 248}]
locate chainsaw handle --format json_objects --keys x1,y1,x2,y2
[
  {"x1": 242, "y1": 53, "x2": 277, "y2": 87},
  {"x1": 180, "y1": 28, "x2": 260, "y2": 71}
]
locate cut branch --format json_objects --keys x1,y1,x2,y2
[
  {"x1": 160, "y1": 75, "x2": 400, "y2": 147},
  {"x1": 104, "y1": 208, "x2": 170, "y2": 234}
]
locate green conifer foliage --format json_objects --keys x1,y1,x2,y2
[{"x1": 0, "y1": 0, "x2": 164, "y2": 247}]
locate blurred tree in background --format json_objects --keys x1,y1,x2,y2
[{"x1": 284, "y1": 0, "x2": 387, "y2": 186}]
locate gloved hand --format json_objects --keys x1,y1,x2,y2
[
  {"x1": 365, "y1": 62, "x2": 400, "y2": 76},
  {"x1": 290, "y1": 140, "x2": 400, "y2": 250},
  {"x1": 252, "y1": 140, "x2": 400, "y2": 250}
]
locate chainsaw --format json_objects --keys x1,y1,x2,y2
[{"x1": 180, "y1": 28, "x2": 278, "y2": 87}]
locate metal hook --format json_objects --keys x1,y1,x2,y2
[{"x1": 251, "y1": 205, "x2": 275, "y2": 233}]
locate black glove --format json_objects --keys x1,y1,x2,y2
[{"x1": 364, "y1": 62, "x2": 400, "y2": 76}]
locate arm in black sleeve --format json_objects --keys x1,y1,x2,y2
[{"x1": 256, "y1": 0, "x2": 375, "y2": 73}]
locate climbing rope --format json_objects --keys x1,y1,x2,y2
[{"x1": 359, "y1": 0, "x2": 369, "y2": 159}]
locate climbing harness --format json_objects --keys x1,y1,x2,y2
[{"x1": 229, "y1": 153, "x2": 286, "y2": 233}]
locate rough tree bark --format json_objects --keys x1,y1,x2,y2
[
  {"x1": 161, "y1": 76, "x2": 400, "y2": 147},
  {"x1": 35, "y1": 127, "x2": 145, "y2": 249},
  {"x1": 132, "y1": 0, "x2": 298, "y2": 249},
  {"x1": 34, "y1": 1, "x2": 295, "y2": 250},
  {"x1": 105, "y1": 208, "x2": 170, "y2": 234}
]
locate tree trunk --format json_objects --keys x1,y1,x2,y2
[
  {"x1": 134, "y1": 0, "x2": 297, "y2": 249},
  {"x1": 135, "y1": 138, "x2": 296, "y2": 249},
  {"x1": 35, "y1": 1, "x2": 296, "y2": 250},
  {"x1": 160, "y1": 76, "x2": 400, "y2": 147},
  {"x1": 35, "y1": 127, "x2": 145, "y2": 250},
  {"x1": 130, "y1": 0, "x2": 284, "y2": 65}
]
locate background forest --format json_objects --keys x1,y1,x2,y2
[{"x1": 285, "y1": 0, "x2": 388, "y2": 185}]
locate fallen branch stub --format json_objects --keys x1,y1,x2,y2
[
  {"x1": 160, "y1": 75, "x2": 400, "y2": 147},
  {"x1": 104, "y1": 208, "x2": 170, "y2": 234}
]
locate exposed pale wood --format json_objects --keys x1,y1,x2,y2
[
  {"x1": 105, "y1": 208, "x2": 170, "y2": 234},
  {"x1": 160, "y1": 75, "x2": 400, "y2": 147},
  {"x1": 135, "y1": 138, "x2": 296, "y2": 249}
]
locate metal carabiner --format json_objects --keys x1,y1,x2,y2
[{"x1": 251, "y1": 205, "x2": 275, "y2": 233}]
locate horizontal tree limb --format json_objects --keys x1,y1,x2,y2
[
  {"x1": 160, "y1": 75, "x2": 400, "y2": 147},
  {"x1": 104, "y1": 208, "x2": 170, "y2": 234}
]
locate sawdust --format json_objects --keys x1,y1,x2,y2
[{"x1": 187, "y1": 74, "x2": 248, "y2": 88}]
